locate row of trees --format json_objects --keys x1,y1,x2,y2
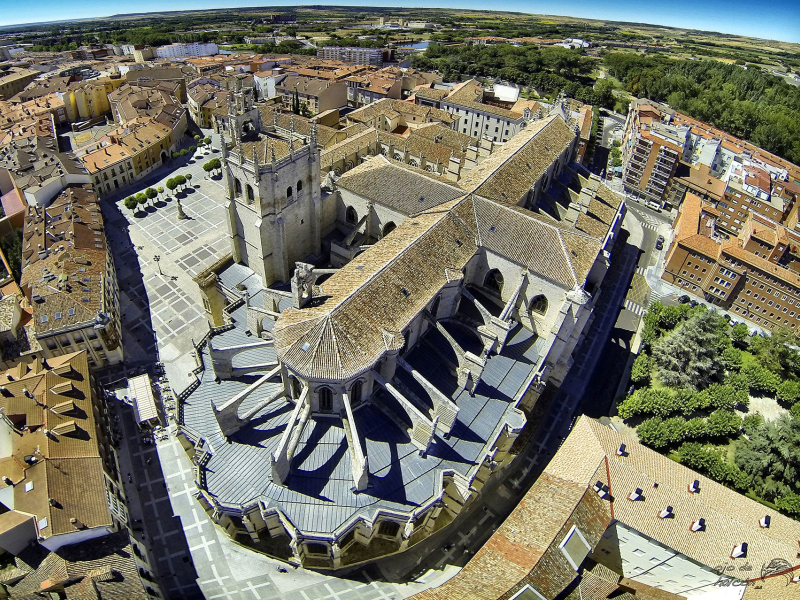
[{"x1": 122, "y1": 175, "x2": 193, "y2": 213}]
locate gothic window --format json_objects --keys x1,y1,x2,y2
[
  {"x1": 346, "y1": 206, "x2": 358, "y2": 225},
  {"x1": 409, "y1": 160, "x2": 419, "y2": 167},
  {"x1": 246, "y1": 185, "x2": 254, "y2": 204},
  {"x1": 382, "y1": 222, "x2": 396, "y2": 237},
  {"x1": 234, "y1": 179, "x2": 242, "y2": 197},
  {"x1": 350, "y1": 380, "x2": 363, "y2": 405},
  {"x1": 318, "y1": 387, "x2": 332, "y2": 412},
  {"x1": 484, "y1": 269, "x2": 504, "y2": 295},
  {"x1": 297, "y1": 179, "x2": 303, "y2": 192},
  {"x1": 286, "y1": 186, "x2": 293, "y2": 199},
  {"x1": 530, "y1": 295, "x2": 548, "y2": 315}
]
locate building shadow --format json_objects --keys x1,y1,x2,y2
[{"x1": 99, "y1": 198, "x2": 159, "y2": 368}]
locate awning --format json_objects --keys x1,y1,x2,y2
[{"x1": 128, "y1": 373, "x2": 159, "y2": 425}]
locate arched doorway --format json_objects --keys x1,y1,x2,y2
[
  {"x1": 161, "y1": 151, "x2": 168, "y2": 164},
  {"x1": 484, "y1": 269, "x2": 504, "y2": 296},
  {"x1": 382, "y1": 222, "x2": 396, "y2": 237},
  {"x1": 297, "y1": 180, "x2": 303, "y2": 192},
  {"x1": 346, "y1": 206, "x2": 358, "y2": 226}
]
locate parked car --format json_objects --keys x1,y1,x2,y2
[{"x1": 655, "y1": 235, "x2": 665, "y2": 250}]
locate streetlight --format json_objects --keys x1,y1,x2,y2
[{"x1": 154, "y1": 255, "x2": 162, "y2": 275}]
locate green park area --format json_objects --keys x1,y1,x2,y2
[{"x1": 617, "y1": 301, "x2": 800, "y2": 518}]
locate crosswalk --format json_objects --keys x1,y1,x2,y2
[
  {"x1": 623, "y1": 298, "x2": 647, "y2": 316},
  {"x1": 635, "y1": 266, "x2": 648, "y2": 277},
  {"x1": 641, "y1": 221, "x2": 660, "y2": 232}
]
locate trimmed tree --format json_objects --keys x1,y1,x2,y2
[
  {"x1": 185, "y1": 173, "x2": 193, "y2": 187},
  {"x1": 157, "y1": 186, "x2": 164, "y2": 199},
  {"x1": 135, "y1": 192, "x2": 147, "y2": 210},
  {"x1": 204, "y1": 136, "x2": 211, "y2": 145},
  {"x1": 124, "y1": 196, "x2": 138, "y2": 212},
  {"x1": 175, "y1": 175, "x2": 187, "y2": 191},
  {"x1": 166, "y1": 178, "x2": 178, "y2": 195},
  {"x1": 145, "y1": 187, "x2": 157, "y2": 206}
]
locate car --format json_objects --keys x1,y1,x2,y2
[
  {"x1": 655, "y1": 235, "x2": 665, "y2": 250},
  {"x1": 647, "y1": 201, "x2": 662, "y2": 211},
  {"x1": 678, "y1": 295, "x2": 691, "y2": 304}
]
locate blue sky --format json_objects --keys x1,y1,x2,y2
[{"x1": 2, "y1": 1, "x2": 799, "y2": 44}]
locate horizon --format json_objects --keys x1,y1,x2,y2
[{"x1": 1, "y1": 1, "x2": 799, "y2": 45}]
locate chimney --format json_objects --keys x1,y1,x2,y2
[
  {"x1": 628, "y1": 488, "x2": 643, "y2": 502},
  {"x1": 759, "y1": 515, "x2": 771, "y2": 529},
  {"x1": 69, "y1": 517, "x2": 86, "y2": 530},
  {"x1": 731, "y1": 543, "x2": 748, "y2": 559},
  {"x1": 688, "y1": 479, "x2": 700, "y2": 494},
  {"x1": 658, "y1": 506, "x2": 674, "y2": 519},
  {"x1": 690, "y1": 518, "x2": 706, "y2": 532},
  {"x1": 616, "y1": 443, "x2": 627, "y2": 456}
]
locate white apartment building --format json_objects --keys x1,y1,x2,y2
[{"x1": 156, "y1": 42, "x2": 219, "y2": 59}]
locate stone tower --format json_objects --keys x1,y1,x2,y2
[{"x1": 222, "y1": 119, "x2": 322, "y2": 287}]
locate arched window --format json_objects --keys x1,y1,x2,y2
[
  {"x1": 346, "y1": 206, "x2": 357, "y2": 225},
  {"x1": 484, "y1": 269, "x2": 504, "y2": 295},
  {"x1": 291, "y1": 377, "x2": 302, "y2": 399},
  {"x1": 430, "y1": 295, "x2": 441, "y2": 319},
  {"x1": 246, "y1": 184, "x2": 254, "y2": 204},
  {"x1": 350, "y1": 380, "x2": 363, "y2": 405},
  {"x1": 318, "y1": 388, "x2": 332, "y2": 412},
  {"x1": 530, "y1": 294, "x2": 548, "y2": 315},
  {"x1": 297, "y1": 179, "x2": 303, "y2": 192},
  {"x1": 286, "y1": 186, "x2": 293, "y2": 199},
  {"x1": 234, "y1": 179, "x2": 242, "y2": 197},
  {"x1": 382, "y1": 222, "x2": 396, "y2": 237}
]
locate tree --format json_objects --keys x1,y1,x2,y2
[
  {"x1": 652, "y1": 310, "x2": 727, "y2": 390},
  {"x1": 135, "y1": 192, "x2": 147, "y2": 210},
  {"x1": 730, "y1": 322, "x2": 750, "y2": 346},
  {"x1": 189, "y1": 145, "x2": 196, "y2": 153},
  {"x1": 203, "y1": 161, "x2": 214, "y2": 176},
  {"x1": 630, "y1": 353, "x2": 652, "y2": 387},
  {"x1": 171, "y1": 151, "x2": 179, "y2": 160},
  {"x1": 145, "y1": 187, "x2": 157, "y2": 206},
  {"x1": 175, "y1": 175, "x2": 187, "y2": 191},
  {"x1": 706, "y1": 409, "x2": 742, "y2": 438},
  {"x1": 157, "y1": 186, "x2": 164, "y2": 199},
  {"x1": 166, "y1": 178, "x2": 178, "y2": 195},
  {"x1": 124, "y1": 196, "x2": 138, "y2": 212},
  {"x1": 740, "y1": 363, "x2": 780, "y2": 396},
  {"x1": 185, "y1": 173, "x2": 193, "y2": 187},
  {"x1": 194, "y1": 134, "x2": 201, "y2": 142},
  {"x1": 204, "y1": 136, "x2": 212, "y2": 145},
  {"x1": 179, "y1": 149, "x2": 188, "y2": 157},
  {"x1": 750, "y1": 329, "x2": 800, "y2": 378}
]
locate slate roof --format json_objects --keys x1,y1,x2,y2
[
  {"x1": 335, "y1": 155, "x2": 463, "y2": 214},
  {"x1": 182, "y1": 266, "x2": 538, "y2": 535}
]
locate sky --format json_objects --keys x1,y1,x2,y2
[{"x1": 1, "y1": 0, "x2": 799, "y2": 44}]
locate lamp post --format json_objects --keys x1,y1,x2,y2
[{"x1": 154, "y1": 255, "x2": 162, "y2": 275}]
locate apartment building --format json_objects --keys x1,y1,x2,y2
[
  {"x1": 344, "y1": 72, "x2": 402, "y2": 106},
  {"x1": 663, "y1": 192, "x2": 800, "y2": 331},
  {"x1": 0, "y1": 68, "x2": 40, "y2": 100},
  {"x1": 188, "y1": 81, "x2": 229, "y2": 128},
  {"x1": 20, "y1": 184, "x2": 123, "y2": 367},
  {"x1": 155, "y1": 42, "x2": 218, "y2": 59},
  {"x1": 276, "y1": 75, "x2": 348, "y2": 115},
  {"x1": 621, "y1": 101, "x2": 690, "y2": 206},
  {"x1": 414, "y1": 80, "x2": 530, "y2": 143},
  {"x1": 316, "y1": 46, "x2": 387, "y2": 67}
]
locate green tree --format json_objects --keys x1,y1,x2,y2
[
  {"x1": 157, "y1": 186, "x2": 164, "y2": 199},
  {"x1": 630, "y1": 353, "x2": 652, "y2": 387},
  {"x1": 166, "y1": 178, "x2": 178, "y2": 195},
  {"x1": 730, "y1": 322, "x2": 750, "y2": 346},
  {"x1": 740, "y1": 363, "x2": 780, "y2": 396},
  {"x1": 777, "y1": 380, "x2": 800, "y2": 406},
  {"x1": 124, "y1": 196, "x2": 138, "y2": 212},
  {"x1": 145, "y1": 187, "x2": 157, "y2": 206},
  {"x1": 653, "y1": 310, "x2": 727, "y2": 390},
  {"x1": 175, "y1": 175, "x2": 187, "y2": 191},
  {"x1": 204, "y1": 136, "x2": 212, "y2": 145},
  {"x1": 135, "y1": 192, "x2": 147, "y2": 210},
  {"x1": 185, "y1": 173, "x2": 193, "y2": 187}
]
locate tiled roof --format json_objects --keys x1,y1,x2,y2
[
  {"x1": 7, "y1": 530, "x2": 149, "y2": 599},
  {"x1": 558, "y1": 418, "x2": 800, "y2": 581},
  {"x1": 456, "y1": 195, "x2": 601, "y2": 288},
  {"x1": 20, "y1": 185, "x2": 110, "y2": 337},
  {"x1": 347, "y1": 98, "x2": 457, "y2": 126},
  {"x1": 238, "y1": 136, "x2": 293, "y2": 163},
  {"x1": 0, "y1": 352, "x2": 115, "y2": 540},
  {"x1": 442, "y1": 79, "x2": 523, "y2": 119},
  {"x1": 273, "y1": 201, "x2": 476, "y2": 380},
  {"x1": 335, "y1": 154, "x2": 463, "y2": 214},
  {"x1": 458, "y1": 115, "x2": 576, "y2": 204}
]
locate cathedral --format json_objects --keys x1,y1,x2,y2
[{"x1": 181, "y1": 91, "x2": 626, "y2": 570}]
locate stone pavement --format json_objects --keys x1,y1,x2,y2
[{"x1": 100, "y1": 135, "x2": 232, "y2": 392}]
